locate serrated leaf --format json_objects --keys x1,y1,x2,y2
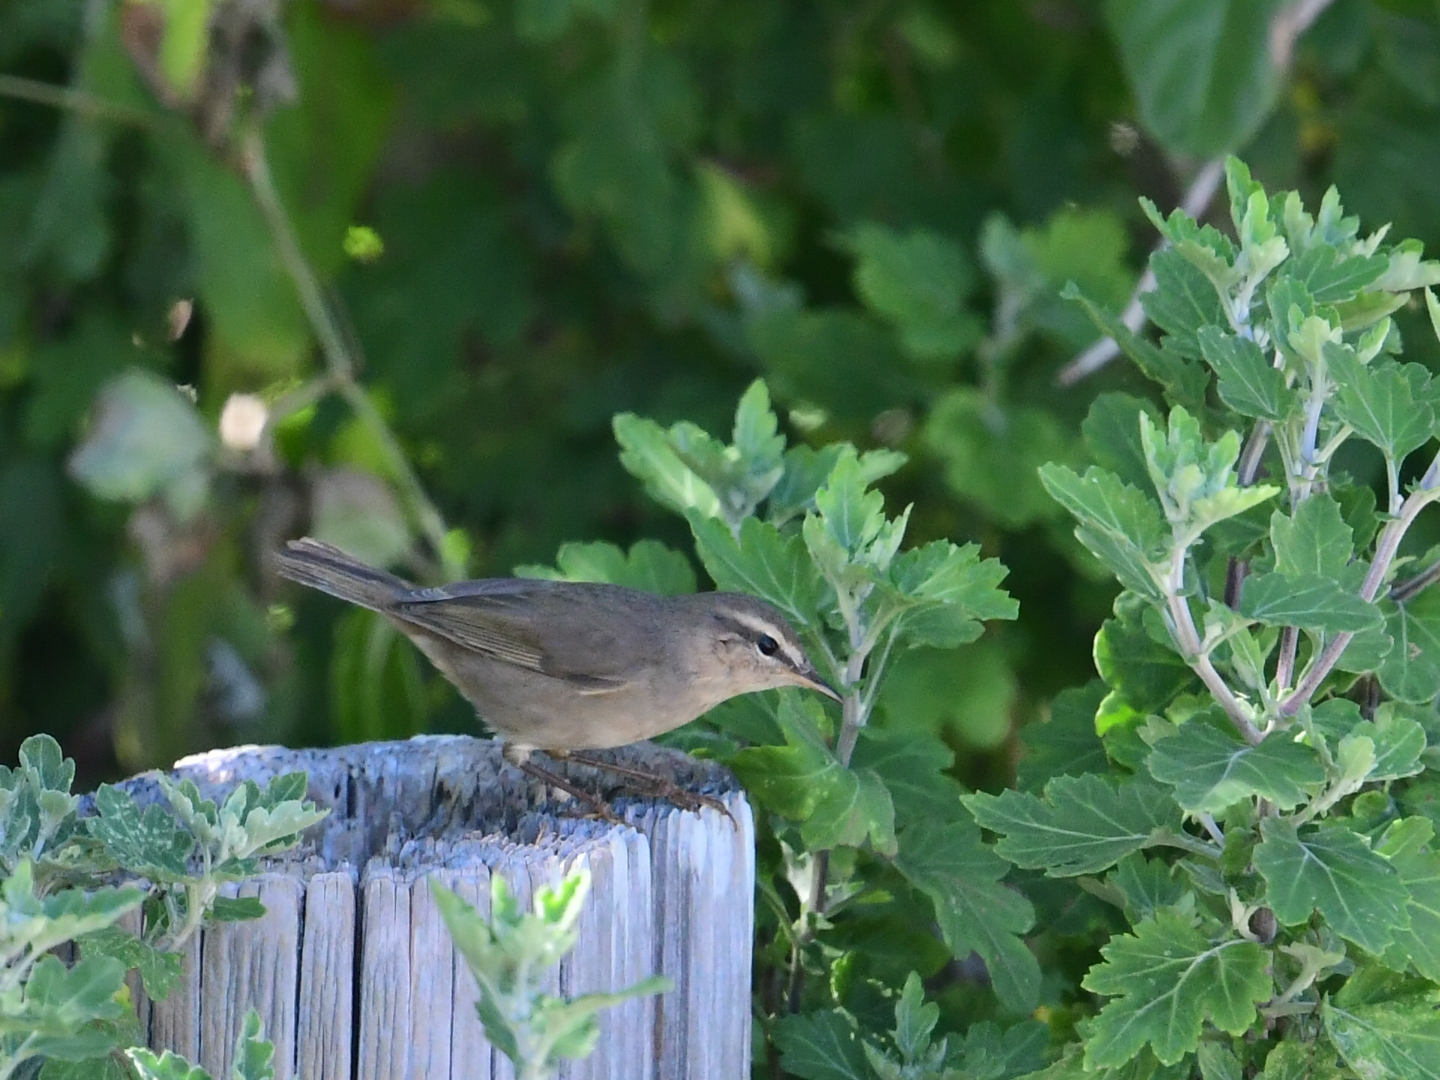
[
  {"x1": 895, "y1": 817, "x2": 1039, "y2": 1014},
  {"x1": 1109, "y1": 854, "x2": 1188, "y2": 921},
  {"x1": 1271, "y1": 496, "x2": 1354, "y2": 578},
  {"x1": 964, "y1": 775, "x2": 1183, "y2": 877},
  {"x1": 688, "y1": 512, "x2": 828, "y2": 630},
  {"x1": 1379, "y1": 818, "x2": 1440, "y2": 983},
  {"x1": 613, "y1": 413, "x2": 722, "y2": 520},
  {"x1": 80, "y1": 925, "x2": 183, "y2": 1000},
  {"x1": 232, "y1": 1008, "x2": 275, "y2": 1080},
  {"x1": 1254, "y1": 818, "x2": 1410, "y2": 952},
  {"x1": 1145, "y1": 717, "x2": 1326, "y2": 813},
  {"x1": 516, "y1": 539, "x2": 697, "y2": 595},
  {"x1": 1037, "y1": 465, "x2": 1166, "y2": 601},
  {"x1": 125, "y1": 1049, "x2": 213, "y2": 1080},
  {"x1": 848, "y1": 222, "x2": 980, "y2": 362},
  {"x1": 1237, "y1": 571, "x2": 1383, "y2": 634},
  {"x1": 773, "y1": 1010, "x2": 872, "y2": 1080},
  {"x1": 1334, "y1": 357, "x2": 1439, "y2": 463},
  {"x1": 950, "y1": 1019, "x2": 1050, "y2": 1080},
  {"x1": 1379, "y1": 590, "x2": 1440, "y2": 704},
  {"x1": 1082, "y1": 394, "x2": 1161, "y2": 493},
  {"x1": 1095, "y1": 614, "x2": 1199, "y2": 714},
  {"x1": 1142, "y1": 248, "x2": 1232, "y2": 361},
  {"x1": 1198, "y1": 327, "x2": 1294, "y2": 421},
  {"x1": 1081, "y1": 910, "x2": 1270, "y2": 1067},
  {"x1": 1323, "y1": 996, "x2": 1440, "y2": 1080},
  {"x1": 1368, "y1": 707, "x2": 1428, "y2": 780},
  {"x1": 86, "y1": 785, "x2": 194, "y2": 882},
  {"x1": 1016, "y1": 682, "x2": 1109, "y2": 793},
  {"x1": 804, "y1": 765, "x2": 897, "y2": 856},
  {"x1": 1063, "y1": 283, "x2": 1210, "y2": 410},
  {"x1": 852, "y1": 726, "x2": 963, "y2": 825}
]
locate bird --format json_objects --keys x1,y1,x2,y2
[{"x1": 273, "y1": 538, "x2": 840, "y2": 814}]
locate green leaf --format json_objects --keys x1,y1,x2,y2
[
  {"x1": 67, "y1": 370, "x2": 212, "y2": 514},
  {"x1": 86, "y1": 785, "x2": 194, "y2": 882},
  {"x1": 1037, "y1": 464, "x2": 1166, "y2": 601},
  {"x1": 1368, "y1": 706, "x2": 1428, "y2": 780},
  {"x1": 232, "y1": 1008, "x2": 276, "y2": 1080},
  {"x1": 80, "y1": 926, "x2": 183, "y2": 1000},
  {"x1": 1254, "y1": 817, "x2": 1410, "y2": 952},
  {"x1": 1271, "y1": 495, "x2": 1354, "y2": 578},
  {"x1": 848, "y1": 222, "x2": 981, "y2": 361},
  {"x1": 1334, "y1": 357, "x2": 1439, "y2": 463},
  {"x1": 1237, "y1": 571, "x2": 1383, "y2": 634},
  {"x1": 1145, "y1": 715, "x2": 1326, "y2": 813},
  {"x1": 1082, "y1": 394, "x2": 1163, "y2": 494},
  {"x1": 895, "y1": 817, "x2": 1040, "y2": 1014},
  {"x1": 852, "y1": 726, "x2": 963, "y2": 826},
  {"x1": 1081, "y1": 911, "x2": 1270, "y2": 1067},
  {"x1": 1109, "y1": 854, "x2": 1189, "y2": 921},
  {"x1": 1324, "y1": 996, "x2": 1440, "y2": 1080},
  {"x1": 515, "y1": 539, "x2": 697, "y2": 595},
  {"x1": 1142, "y1": 248, "x2": 1232, "y2": 361},
  {"x1": 1379, "y1": 590, "x2": 1440, "y2": 703},
  {"x1": 1063, "y1": 283, "x2": 1210, "y2": 410},
  {"x1": 773, "y1": 1010, "x2": 872, "y2": 1080},
  {"x1": 1095, "y1": 614, "x2": 1198, "y2": 714},
  {"x1": 125, "y1": 1049, "x2": 213, "y2": 1080},
  {"x1": 688, "y1": 513, "x2": 828, "y2": 630},
  {"x1": 926, "y1": 390, "x2": 1073, "y2": 529},
  {"x1": 614, "y1": 413, "x2": 722, "y2": 521},
  {"x1": 1016, "y1": 682, "x2": 1109, "y2": 793},
  {"x1": 1198, "y1": 327, "x2": 1294, "y2": 421},
  {"x1": 964, "y1": 775, "x2": 1184, "y2": 877},
  {"x1": 209, "y1": 896, "x2": 267, "y2": 922},
  {"x1": 1379, "y1": 818, "x2": 1440, "y2": 983}
]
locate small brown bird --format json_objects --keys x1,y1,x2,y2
[{"x1": 273, "y1": 538, "x2": 840, "y2": 811}]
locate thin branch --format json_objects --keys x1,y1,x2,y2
[
  {"x1": 1270, "y1": 0, "x2": 1339, "y2": 69},
  {"x1": 1057, "y1": 158, "x2": 1225, "y2": 385},
  {"x1": 1391, "y1": 557, "x2": 1440, "y2": 604},
  {"x1": 0, "y1": 73, "x2": 156, "y2": 129},
  {"x1": 239, "y1": 124, "x2": 461, "y2": 576},
  {"x1": 1058, "y1": 1, "x2": 1332, "y2": 389}
]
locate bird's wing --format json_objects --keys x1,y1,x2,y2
[{"x1": 389, "y1": 579, "x2": 636, "y2": 692}]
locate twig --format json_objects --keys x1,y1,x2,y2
[
  {"x1": 239, "y1": 124, "x2": 461, "y2": 577},
  {"x1": 0, "y1": 73, "x2": 156, "y2": 129},
  {"x1": 1391, "y1": 557, "x2": 1440, "y2": 604},
  {"x1": 1270, "y1": 0, "x2": 1339, "y2": 69},
  {"x1": 1057, "y1": 159, "x2": 1226, "y2": 385}
]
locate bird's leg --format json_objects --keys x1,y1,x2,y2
[
  {"x1": 501, "y1": 744, "x2": 623, "y2": 825},
  {"x1": 563, "y1": 750, "x2": 734, "y2": 822}
]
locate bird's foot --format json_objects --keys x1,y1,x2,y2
[
  {"x1": 514, "y1": 758, "x2": 625, "y2": 827},
  {"x1": 565, "y1": 751, "x2": 735, "y2": 824}
]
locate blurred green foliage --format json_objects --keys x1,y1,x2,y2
[{"x1": 2, "y1": 0, "x2": 1440, "y2": 813}]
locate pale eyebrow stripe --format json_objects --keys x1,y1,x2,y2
[{"x1": 716, "y1": 610, "x2": 808, "y2": 670}]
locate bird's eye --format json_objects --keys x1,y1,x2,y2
[{"x1": 756, "y1": 634, "x2": 779, "y2": 657}]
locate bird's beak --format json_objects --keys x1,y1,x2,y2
[{"x1": 799, "y1": 668, "x2": 844, "y2": 702}]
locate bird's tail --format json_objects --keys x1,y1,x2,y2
[{"x1": 272, "y1": 538, "x2": 413, "y2": 612}]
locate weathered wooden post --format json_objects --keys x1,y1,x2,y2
[{"x1": 121, "y1": 736, "x2": 754, "y2": 1080}]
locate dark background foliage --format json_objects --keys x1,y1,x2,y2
[{"x1": 2, "y1": 0, "x2": 1438, "y2": 796}]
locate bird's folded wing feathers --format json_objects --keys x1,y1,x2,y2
[{"x1": 390, "y1": 583, "x2": 633, "y2": 691}]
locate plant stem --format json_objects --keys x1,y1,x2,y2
[
  {"x1": 1164, "y1": 549, "x2": 1262, "y2": 742},
  {"x1": 238, "y1": 124, "x2": 462, "y2": 577},
  {"x1": 1058, "y1": 157, "x2": 1226, "y2": 385},
  {"x1": 0, "y1": 73, "x2": 156, "y2": 129},
  {"x1": 1279, "y1": 473, "x2": 1440, "y2": 715}
]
